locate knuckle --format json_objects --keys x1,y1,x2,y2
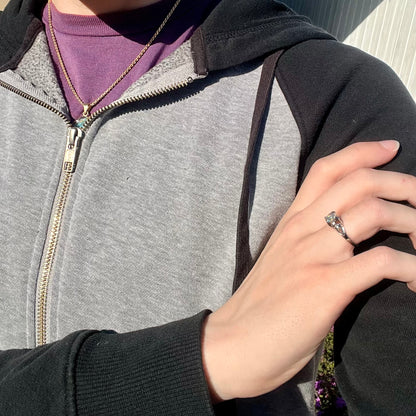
[
  {"x1": 371, "y1": 246, "x2": 395, "y2": 269},
  {"x1": 363, "y1": 198, "x2": 386, "y2": 224},
  {"x1": 410, "y1": 174, "x2": 416, "y2": 189},
  {"x1": 310, "y1": 157, "x2": 331, "y2": 178},
  {"x1": 400, "y1": 173, "x2": 416, "y2": 189},
  {"x1": 283, "y1": 211, "x2": 307, "y2": 238},
  {"x1": 349, "y1": 168, "x2": 374, "y2": 188}
]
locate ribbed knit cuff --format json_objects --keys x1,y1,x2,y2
[{"x1": 73, "y1": 311, "x2": 215, "y2": 415}]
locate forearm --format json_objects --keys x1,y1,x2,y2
[{"x1": 0, "y1": 311, "x2": 214, "y2": 416}]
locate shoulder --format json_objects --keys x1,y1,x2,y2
[
  {"x1": 275, "y1": 38, "x2": 413, "y2": 121},
  {"x1": 277, "y1": 38, "x2": 403, "y2": 89},
  {"x1": 274, "y1": 39, "x2": 416, "y2": 181}
]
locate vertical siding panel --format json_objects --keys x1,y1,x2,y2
[
  {"x1": 399, "y1": 4, "x2": 416, "y2": 84},
  {"x1": 375, "y1": 0, "x2": 394, "y2": 61},
  {"x1": 368, "y1": 0, "x2": 382, "y2": 53},
  {"x1": 384, "y1": 0, "x2": 403, "y2": 63},
  {"x1": 361, "y1": 0, "x2": 377, "y2": 51},
  {"x1": 316, "y1": 0, "x2": 325, "y2": 29},
  {"x1": 391, "y1": 1, "x2": 413, "y2": 76},
  {"x1": 346, "y1": 1, "x2": 361, "y2": 45},
  {"x1": 353, "y1": 2, "x2": 368, "y2": 49},
  {"x1": 346, "y1": 0, "x2": 360, "y2": 43},
  {"x1": 318, "y1": 0, "x2": 328, "y2": 25},
  {"x1": 316, "y1": 0, "x2": 327, "y2": 29},
  {"x1": 324, "y1": 0, "x2": 334, "y2": 36},
  {"x1": 333, "y1": 0, "x2": 345, "y2": 41},
  {"x1": 343, "y1": 1, "x2": 352, "y2": 43},
  {"x1": 408, "y1": 53, "x2": 416, "y2": 95},
  {"x1": 324, "y1": 0, "x2": 336, "y2": 35},
  {"x1": 336, "y1": 0, "x2": 351, "y2": 41}
]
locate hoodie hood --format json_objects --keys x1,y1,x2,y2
[
  {"x1": 0, "y1": 0, "x2": 334, "y2": 73},
  {"x1": 191, "y1": 0, "x2": 334, "y2": 73}
]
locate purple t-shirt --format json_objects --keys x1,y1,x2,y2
[{"x1": 43, "y1": 0, "x2": 214, "y2": 120}]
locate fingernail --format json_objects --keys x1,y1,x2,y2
[{"x1": 380, "y1": 140, "x2": 400, "y2": 151}]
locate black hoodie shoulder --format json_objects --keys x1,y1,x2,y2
[
  {"x1": 191, "y1": 0, "x2": 334, "y2": 73},
  {"x1": 276, "y1": 38, "x2": 416, "y2": 180},
  {"x1": 0, "y1": 0, "x2": 45, "y2": 70}
]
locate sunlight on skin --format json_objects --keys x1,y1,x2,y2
[{"x1": 52, "y1": 0, "x2": 163, "y2": 15}]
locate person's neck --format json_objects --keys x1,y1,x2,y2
[{"x1": 52, "y1": 0, "x2": 163, "y2": 16}]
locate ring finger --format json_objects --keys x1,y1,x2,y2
[
  {"x1": 307, "y1": 198, "x2": 416, "y2": 262},
  {"x1": 300, "y1": 169, "x2": 416, "y2": 236}
]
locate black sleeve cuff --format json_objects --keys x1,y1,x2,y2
[{"x1": 74, "y1": 310, "x2": 215, "y2": 416}]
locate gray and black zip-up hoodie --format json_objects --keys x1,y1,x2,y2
[{"x1": 1, "y1": 0, "x2": 416, "y2": 415}]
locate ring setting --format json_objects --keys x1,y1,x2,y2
[{"x1": 324, "y1": 211, "x2": 356, "y2": 247}]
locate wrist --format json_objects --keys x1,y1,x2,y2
[{"x1": 201, "y1": 312, "x2": 238, "y2": 403}]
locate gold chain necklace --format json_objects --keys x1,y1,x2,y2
[{"x1": 47, "y1": 0, "x2": 182, "y2": 118}]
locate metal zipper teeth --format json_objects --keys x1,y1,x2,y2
[
  {"x1": 25, "y1": 76, "x2": 194, "y2": 346},
  {"x1": 0, "y1": 79, "x2": 75, "y2": 346},
  {"x1": 36, "y1": 170, "x2": 73, "y2": 346},
  {"x1": 0, "y1": 79, "x2": 72, "y2": 126},
  {"x1": 79, "y1": 77, "x2": 194, "y2": 130}
]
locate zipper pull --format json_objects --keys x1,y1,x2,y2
[{"x1": 63, "y1": 127, "x2": 84, "y2": 173}]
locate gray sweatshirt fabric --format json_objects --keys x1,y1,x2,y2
[{"x1": 0, "y1": 31, "x2": 317, "y2": 413}]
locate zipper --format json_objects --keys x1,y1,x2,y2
[
  {"x1": 0, "y1": 75, "x2": 196, "y2": 346},
  {"x1": 0, "y1": 79, "x2": 72, "y2": 126},
  {"x1": 35, "y1": 127, "x2": 84, "y2": 346},
  {"x1": 75, "y1": 76, "x2": 194, "y2": 130}
]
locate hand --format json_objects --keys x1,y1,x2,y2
[{"x1": 202, "y1": 140, "x2": 416, "y2": 402}]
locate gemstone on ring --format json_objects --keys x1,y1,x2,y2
[{"x1": 324, "y1": 211, "x2": 356, "y2": 247}]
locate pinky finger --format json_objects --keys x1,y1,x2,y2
[{"x1": 333, "y1": 246, "x2": 416, "y2": 295}]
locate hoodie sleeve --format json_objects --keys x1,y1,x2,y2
[
  {"x1": 277, "y1": 39, "x2": 416, "y2": 415},
  {"x1": 0, "y1": 311, "x2": 215, "y2": 416}
]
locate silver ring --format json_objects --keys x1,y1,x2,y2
[{"x1": 324, "y1": 211, "x2": 356, "y2": 247}]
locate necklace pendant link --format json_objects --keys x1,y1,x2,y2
[
  {"x1": 82, "y1": 104, "x2": 92, "y2": 118},
  {"x1": 48, "y1": 0, "x2": 182, "y2": 118}
]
